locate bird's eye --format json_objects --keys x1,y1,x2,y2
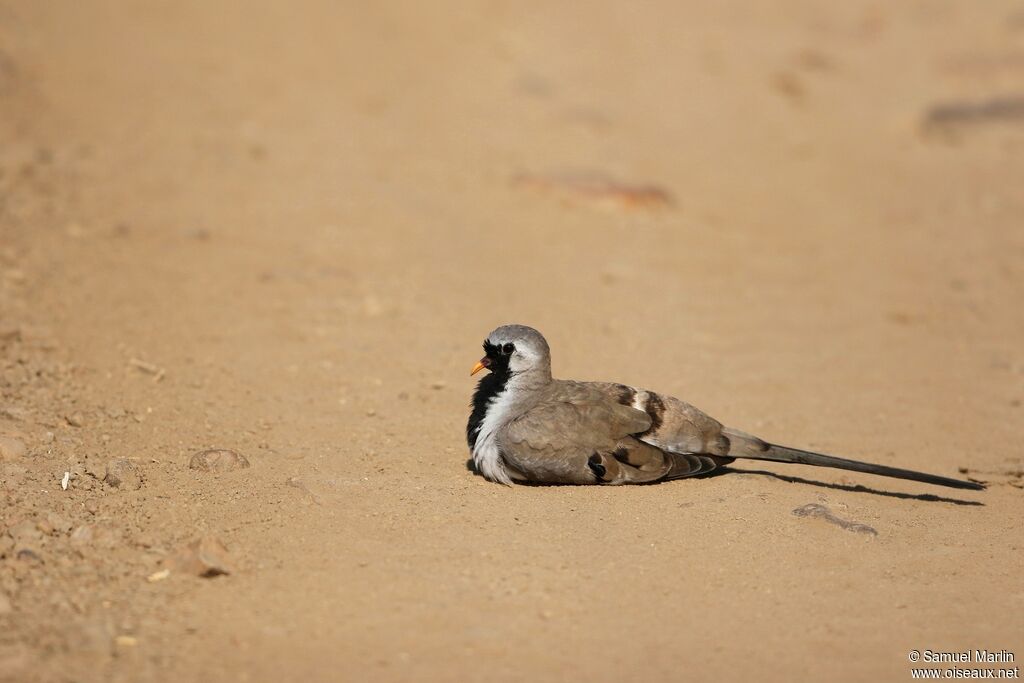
[{"x1": 502, "y1": 343, "x2": 515, "y2": 355}]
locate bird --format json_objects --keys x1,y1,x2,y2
[{"x1": 466, "y1": 324, "x2": 984, "y2": 491}]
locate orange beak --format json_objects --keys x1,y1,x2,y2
[{"x1": 470, "y1": 358, "x2": 490, "y2": 376}]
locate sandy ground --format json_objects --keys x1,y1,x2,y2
[{"x1": 1, "y1": 2, "x2": 1022, "y2": 681}]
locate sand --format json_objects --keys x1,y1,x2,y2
[{"x1": 1, "y1": 2, "x2": 1021, "y2": 681}]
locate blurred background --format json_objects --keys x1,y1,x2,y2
[{"x1": 1, "y1": 2, "x2": 1021, "y2": 682}]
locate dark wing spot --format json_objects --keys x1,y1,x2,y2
[
  {"x1": 615, "y1": 384, "x2": 636, "y2": 407},
  {"x1": 588, "y1": 453, "x2": 607, "y2": 481},
  {"x1": 639, "y1": 392, "x2": 665, "y2": 436}
]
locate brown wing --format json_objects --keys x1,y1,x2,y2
[
  {"x1": 500, "y1": 381, "x2": 731, "y2": 485},
  {"x1": 586, "y1": 382, "x2": 733, "y2": 456},
  {"x1": 499, "y1": 381, "x2": 652, "y2": 484},
  {"x1": 586, "y1": 438, "x2": 726, "y2": 485},
  {"x1": 577, "y1": 382, "x2": 736, "y2": 484}
]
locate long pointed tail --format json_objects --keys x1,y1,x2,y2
[{"x1": 723, "y1": 429, "x2": 984, "y2": 491}]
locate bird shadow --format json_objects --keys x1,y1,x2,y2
[
  {"x1": 721, "y1": 467, "x2": 985, "y2": 506},
  {"x1": 465, "y1": 459, "x2": 985, "y2": 505}
]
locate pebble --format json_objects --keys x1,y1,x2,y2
[
  {"x1": 0, "y1": 436, "x2": 26, "y2": 461},
  {"x1": 188, "y1": 449, "x2": 250, "y2": 472},
  {"x1": 164, "y1": 536, "x2": 233, "y2": 577},
  {"x1": 146, "y1": 569, "x2": 170, "y2": 583},
  {"x1": 15, "y1": 548, "x2": 41, "y2": 563},
  {"x1": 65, "y1": 413, "x2": 84, "y2": 428},
  {"x1": 104, "y1": 458, "x2": 143, "y2": 489}
]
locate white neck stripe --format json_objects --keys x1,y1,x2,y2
[{"x1": 471, "y1": 385, "x2": 518, "y2": 484}]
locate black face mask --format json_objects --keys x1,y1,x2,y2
[{"x1": 466, "y1": 341, "x2": 515, "y2": 448}]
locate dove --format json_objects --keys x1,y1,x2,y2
[{"x1": 466, "y1": 324, "x2": 983, "y2": 490}]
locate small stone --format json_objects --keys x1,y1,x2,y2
[
  {"x1": 164, "y1": 536, "x2": 233, "y2": 577},
  {"x1": 104, "y1": 458, "x2": 142, "y2": 490},
  {"x1": 0, "y1": 535, "x2": 13, "y2": 558},
  {"x1": 430, "y1": 381, "x2": 446, "y2": 390},
  {"x1": 114, "y1": 635, "x2": 137, "y2": 647},
  {"x1": 15, "y1": 548, "x2": 41, "y2": 563},
  {"x1": 146, "y1": 569, "x2": 170, "y2": 583},
  {"x1": 0, "y1": 436, "x2": 26, "y2": 461},
  {"x1": 65, "y1": 413, "x2": 84, "y2": 428},
  {"x1": 188, "y1": 449, "x2": 250, "y2": 472}
]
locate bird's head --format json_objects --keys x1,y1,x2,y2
[{"x1": 471, "y1": 324, "x2": 551, "y2": 381}]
